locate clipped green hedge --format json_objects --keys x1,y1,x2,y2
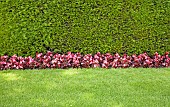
[{"x1": 0, "y1": 0, "x2": 169, "y2": 56}]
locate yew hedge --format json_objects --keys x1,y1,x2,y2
[{"x1": 0, "y1": 0, "x2": 169, "y2": 57}]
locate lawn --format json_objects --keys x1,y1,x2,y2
[{"x1": 0, "y1": 68, "x2": 170, "y2": 107}]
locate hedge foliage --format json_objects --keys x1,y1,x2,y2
[{"x1": 0, "y1": 0, "x2": 169, "y2": 56}]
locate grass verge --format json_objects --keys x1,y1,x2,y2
[{"x1": 0, "y1": 68, "x2": 170, "y2": 107}]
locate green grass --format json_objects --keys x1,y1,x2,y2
[{"x1": 0, "y1": 68, "x2": 170, "y2": 107}]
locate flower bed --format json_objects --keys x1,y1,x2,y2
[{"x1": 0, "y1": 51, "x2": 169, "y2": 70}]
